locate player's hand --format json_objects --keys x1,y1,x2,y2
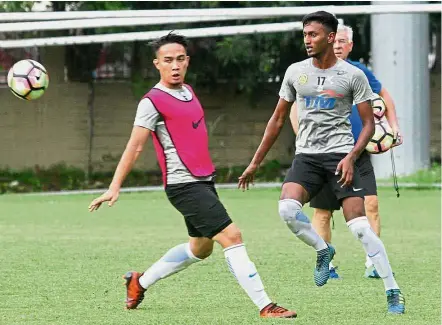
[
  {"x1": 392, "y1": 127, "x2": 403, "y2": 147},
  {"x1": 88, "y1": 189, "x2": 120, "y2": 212},
  {"x1": 335, "y1": 155, "x2": 355, "y2": 188},
  {"x1": 238, "y1": 163, "x2": 259, "y2": 191}
]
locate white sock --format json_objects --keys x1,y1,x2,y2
[
  {"x1": 278, "y1": 199, "x2": 328, "y2": 251},
  {"x1": 365, "y1": 255, "x2": 374, "y2": 269},
  {"x1": 224, "y1": 244, "x2": 272, "y2": 310},
  {"x1": 139, "y1": 243, "x2": 201, "y2": 289},
  {"x1": 329, "y1": 261, "x2": 335, "y2": 270},
  {"x1": 347, "y1": 217, "x2": 399, "y2": 291}
]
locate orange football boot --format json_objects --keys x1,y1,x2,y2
[
  {"x1": 260, "y1": 303, "x2": 297, "y2": 318},
  {"x1": 123, "y1": 271, "x2": 146, "y2": 309}
]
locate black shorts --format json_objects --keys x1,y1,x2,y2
[
  {"x1": 309, "y1": 151, "x2": 377, "y2": 211},
  {"x1": 284, "y1": 153, "x2": 365, "y2": 203},
  {"x1": 165, "y1": 181, "x2": 232, "y2": 239}
]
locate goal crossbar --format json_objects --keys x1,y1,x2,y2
[
  {"x1": 0, "y1": 15, "x2": 269, "y2": 33},
  {"x1": 0, "y1": 21, "x2": 307, "y2": 48},
  {"x1": 0, "y1": 3, "x2": 439, "y2": 22}
]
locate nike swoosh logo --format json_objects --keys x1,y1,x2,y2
[
  {"x1": 368, "y1": 251, "x2": 380, "y2": 258},
  {"x1": 248, "y1": 272, "x2": 258, "y2": 278},
  {"x1": 352, "y1": 187, "x2": 363, "y2": 192},
  {"x1": 337, "y1": 70, "x2": 347, "y2": 75},
  {"x1": 192, "y1": 116, "x2": 204, "y2": 129}
]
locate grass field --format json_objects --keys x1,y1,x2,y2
[{"x1": 0, "y1": 188, "x2": 440, "y2": 325}]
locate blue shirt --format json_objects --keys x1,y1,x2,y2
[{"x1": 347, "y1": 59, "x2": 382, "y2": 142}]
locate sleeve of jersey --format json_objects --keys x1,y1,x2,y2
[
  {"x1": 278, "y1": 65, "x2": 297, "y2": 102},
  {"x1": 358, "y1": 64, "x2": 382, "y2": 94},
  {"x1": 351, "y1": 69, "x2": 376, "y2": 105},
  {"x1": 133, "y1": 98, "x2": 159, "y2": 131}
]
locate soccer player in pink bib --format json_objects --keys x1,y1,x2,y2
[{"x1": 88, "y1": 32, "x2": 297, "y2": 319}]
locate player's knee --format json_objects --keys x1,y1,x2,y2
[
  {"x1": 278, "y1": 199, "x2": 311, "y2": 233},
  {"x1": 342, "y1": 197, "x2": 365, "y2": 220},
  {"x1": 279, "y1": 199, "x2": 301, "y2": 222},
  {"x1": 214, "y1": 223, "x2": 243, "y2": 247},
  {"x1": 225, "y1": 229, "x2": 243, "y2": 245},
  {"x1": 190, "y1": 240, "x2": 213, "y2": 259},
  {"x1": 196, "y1": 246, "x2": 213, "y2": 259}
]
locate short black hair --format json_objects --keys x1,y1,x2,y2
[
  {"x1": 150, "y1": 31, "x2": 188, "y2": 54},
  {"x1": 302, "y1": 11, "x2": 338, "y2": 34}
]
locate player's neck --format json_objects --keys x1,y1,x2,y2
[
  {"x1": 159, "y1": 80, "x2": 184, "y2": 90},
  {"x1": 312, "y1": 49, "x2": 338, "y2": 70}
]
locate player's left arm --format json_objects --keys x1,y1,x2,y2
[
  {"x1": 379, "y1": 87, "x2": 402, "y2": 145},
  {"x1": 351, "y1": 70, "x2": 375, "y2": 159},
  {"x1": 353, "y1": 100, "x2": 375, "y2": 159},
  {"x1": 360, "y1": 63, "x2": 402, "y2": 145}
]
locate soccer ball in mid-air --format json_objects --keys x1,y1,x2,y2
[
  {"x1": 371, "y1": 96, "x2": 386, "y2": 119},
  {"x1": 366, "y1": 117, "x2": 395, "y2": 154},
  {"x1": 7, "y1": 59, "x2": 49, "y2": 100}
]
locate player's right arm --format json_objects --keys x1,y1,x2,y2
[
  {"x1": 89, "y1": 98, "x2": 157, "y2": 211},
  {"x1": 238, "y1": 98, "x2": 292, "y2": 190},
  {"x1": 238, "y1": 66, "x2": 295, "y2": 190},
  {"x1": 109, "y1": 126, "x2": 151, "y2": 191},
  {"x1": 249, "y1": 98, "x2": 292, "y2": 165}
]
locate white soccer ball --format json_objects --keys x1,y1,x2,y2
[
  {"x1": 371, "y1": 96, "x2": 386, "y2": 120},
  {"x1": 7, "y1": 59, "x2": 49, "y2": 100},
  {"x1": 366, "y1": 116, "x2": 395, "y2": 154}
]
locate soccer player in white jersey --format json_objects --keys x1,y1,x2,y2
[
  {"x1": 238, "y1": 11, "x2": 405, "y2": 314},
  {"x1": 290, "y1": 24, "x2": 403, "y2": 279},
  {"x1": 88, "y1": 32, "x2": 296, "y2": 319}
]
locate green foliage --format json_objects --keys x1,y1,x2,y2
[
  {"x1": 0, "y1": 160, "x2": 289, "y2": 193},
  {"x1": 213, "y1": 160, "x2": 285, "y2": 183},
  {"x1": 1, "y1": 161, "x2": 439, "y2": 194},
  {"x1": 0, "y1": 163, "x2": 86, "y2": 193},
  {"x1": 0, "y1": 1, "x2": 34, "y2": 12}
]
